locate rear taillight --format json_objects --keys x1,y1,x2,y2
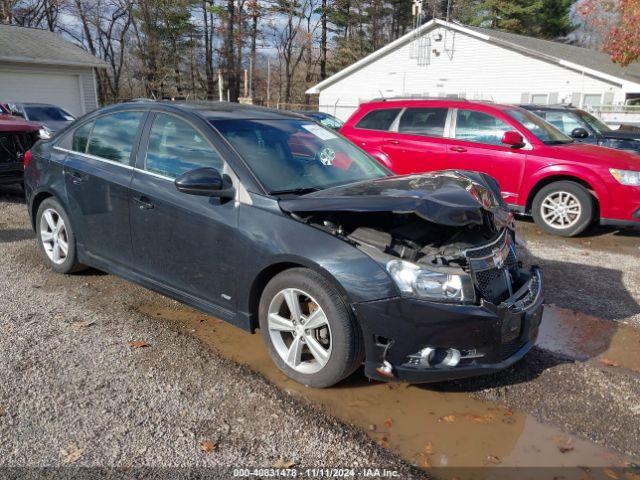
[{"x1": 23, "y1": 150, "x2": 32, "y2": 168}]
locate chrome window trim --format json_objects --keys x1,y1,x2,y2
[{"x1": 53, "y1": 146, "x2": 134, "y2": 170}]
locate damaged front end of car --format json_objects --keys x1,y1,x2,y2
[{"x1": 279, "y1": 170, "x2": 543, "y2": 383}]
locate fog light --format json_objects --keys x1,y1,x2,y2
[{"x1": 404, "y1": 347, "x2": 461, "y2": 368}]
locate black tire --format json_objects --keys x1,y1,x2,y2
[
  {"x1": 35, "y1": 197, "x2": 85, "y2": 274},
  {"x1": 258, "y1": 268, "x2": 364, "y2": 388},
  {"x1": 531, "y1": 181, "x2": 594, "y2": 237}
]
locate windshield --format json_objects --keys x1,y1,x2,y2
[
  {"x1": 506, "y1": 108, "x2": 573, "y2": 144},
  {"x1": 24, "y1": 106, "x2": 75, "y2": 122},
  {"x1": 577, "y1": 110, "x2": 612, "y2": 133},
  {"x1": 211, "y1": 119, "x2": 388, "y2": 194}
]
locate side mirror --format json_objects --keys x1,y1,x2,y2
[
  {"x1": 501, "y1": 131, "x2": 525, "y2": 148},
  {"x1": 570, "y1": 127, "x2": 589, "y2": 139},
  {"x1": 174, "y1": 167, "x2": 235, "y2": 199}
]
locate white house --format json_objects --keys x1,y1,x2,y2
[
  {"x1": 0, "y1": 24, "x2": 106, "y2": 116},
  {"x1": 306, "y1": 19, "x2": 640, "y2": 122}
]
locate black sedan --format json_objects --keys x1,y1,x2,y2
[
  {"x1": 520, "y1": 104, "x2": 640, "y2": 154},
  {"x1": 24, "y1": 101, "x2": 543, "y2": 387}
]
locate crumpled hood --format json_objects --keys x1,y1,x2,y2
[{"x1": 279, "y1": 170, "x2": 513, "y2": 228}]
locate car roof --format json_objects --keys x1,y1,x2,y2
[
  {"x1": 358, "y1": 98, "x2": 516, "y2": 111},
  {"x1": 519, "y1": 104, "x2": 580, "y2": 112},
  {"x1": 109, "y1": 100, "x2": 306, "y2": 121}
]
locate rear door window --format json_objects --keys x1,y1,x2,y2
[
  {"x1": 145, "y1": 113, "x2": 223, "y2": 179},
  {"x1": 72, "y1": 122, "x2": 93, "y2": 153},
  {"x1": 455, "y1": 110, "x2": 510, "y2": 146},
  {"x1": 86, "y1": 111, "x2": 144, "y2": 163},
  {"x1": 355, "y1": 109, "x2": 401, "y2": 131},
  {"x1": 398, "y1": 108, "x2": 448, "y2": 137}
]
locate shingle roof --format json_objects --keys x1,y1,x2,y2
[
  {"x1": 0, "y1": 24, "x2": 107, "y2": 68},
  {"x1": 464, "y1": 24, "x2": 640, "y2": 83}
]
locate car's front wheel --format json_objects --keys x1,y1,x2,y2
[
  {"x1": 35, "y1": 197, "x2": 85, "y2": 274},
  {"x1": 259, "y1": 268, "x2": 363, "y2": 388},
  {"x1": 531, "y1": 181, "x2": 594, "y2": 237}
]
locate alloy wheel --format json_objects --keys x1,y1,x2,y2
[
  {"x1": 540, "y1": 191, "x2": 582, "y2": 229},
  {"x1": 39, "y1": 208, "x2": 69, "y2": 265},
  {"x1": 267, "y1": 288, "x2": 332, "y2": 374}
]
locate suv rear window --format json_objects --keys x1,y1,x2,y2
[{"x1": 355, "y1": 109, "x2": 401, "y2": 131}]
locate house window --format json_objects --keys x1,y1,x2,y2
[
  {"x1": 583, "y1": 94, "x2": 602, "y2": 107},
  {"x1": 530, "y1": 94, "x2": 548, "y2": 105}
]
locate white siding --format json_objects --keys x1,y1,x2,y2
[{"x1": 319, "y1": 27, "x2": 630, "y2": 121}]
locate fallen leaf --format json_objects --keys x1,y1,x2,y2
[
  {"x1": 0, "y1": 406, "x2": 4, "y2": 417},
  {"x1": 423, "y1": 442, "x2": 433, "y2": 455},
  {"x1": 60, "y1": 444, "x2": 84, "y2": 464},
  {"x1": 439, "y1": 415, "x2": 455, "y2": 422},
  {"x1": 604, "y1": 468, "x2": 619, "y2": 479},
  {"x1": 128, "y1": 341, "x2": 149, "y2": 349},
  {"x1": 72, "y1": 320, "x2": 95, "y2": 329},
  {"x1": 274, "y1": 458, "x2": 296, "y2": 468},
  {"x1": 557, "y1": 438, "x2": 574, "y2": 454},
  {"x1": 466, "y1": 413, "x2": 494, "y2": 423},
  {"x1": 486, "y1": 455, "x2": 501, "y2": 465},
  {"x1": 200, "y1": 440, "x2": 217, "y2": 453},
  {"x1": 417, "y1": 452, "x2": 430, "y2": 468},
  {"x1": 600, "y1": 357, "x2": 620, "y2": 367},
  {"x1": 503, "y1": 410, "x2": 514, "y2": 417},
  {"x1": 383, "y1": 418, "x2": 393, "y2": 429},
  {"x1": 368, "y1": 424, "x2": 376, "y2": 431},
  {"x1": 377, "y1": 436, "x2": 389, "y2": 448}
]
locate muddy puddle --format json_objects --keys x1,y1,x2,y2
[
  {"x1": 136, "y1": 301, "x2": 635, "y2": 470},
  {"x1": 539, "y1": 305, "x2": 640, "y2": 372}
]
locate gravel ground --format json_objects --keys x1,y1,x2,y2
[
  {"x1": 0, "y1": 191, "x2": 425, "y2": 478},
  {"x1": 1, "y1": 186, "x2": 639, "y2": 472}
]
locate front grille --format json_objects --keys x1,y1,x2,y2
[{"x1": 465, "y1": 230, "x2": 517, "y2": 304}]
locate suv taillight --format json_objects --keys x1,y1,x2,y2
[{"x1": 23, "y1": 150, "x2": 32, "y2": 168}]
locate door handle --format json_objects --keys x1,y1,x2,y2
[
  {"x1": 64, "y1": 170, "x2": 87, "y2": 185},
  {"x1": 450, "y1": 146, "x2": 467, "y2": 153},
  {"x1": 133, "y1": 196, "x2": 154, "y2": 210},
  {"x1": 384, "y1": 139, "x2": 400, "y2": 145}
]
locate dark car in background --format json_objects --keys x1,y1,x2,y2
[
  {"x1": 24, "y1": 101, "x2": 542, "y2": 387},
  {"x1": 0, "y1": 111, "x2": 42, "y2": 186},
  {"x1": 294, "y1": 110, "x2": 344, "y2": 130},
  {"x1": 520, "y1": 104, "x2": 640, "y2": 154},
  {"x1": 2, "y1": 102, "x2": 76, "y2": 135}
]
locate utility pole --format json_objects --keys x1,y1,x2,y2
[
  {"x1": 218, "y1": 70, "x2": 223, "y2": 101},
  {"x1": 266, "y1": 58, "x2": 271, "y2": 107}
]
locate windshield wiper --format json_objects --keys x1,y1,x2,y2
[{"x1": 270, "y1": 187, "x2": 320, "y2": 196}]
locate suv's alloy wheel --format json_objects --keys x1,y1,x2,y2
[
  {"x1": 532, "y1": 181, "x2": 594, "y2": 237},
  {"x1": 259, "y1": 268, "x2": 364, "y2": 388}
]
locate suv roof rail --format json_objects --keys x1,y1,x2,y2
[{"x1": 365, "y1": 95, "x2": 470, "y2": 103}]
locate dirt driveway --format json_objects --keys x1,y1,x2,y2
[{"x1": 1, "y1": 186, "x2": 639, "y2": 476}]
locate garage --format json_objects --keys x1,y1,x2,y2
[
  {"x1": 0, "y1": 24, "x2": 106, "y2": 117},
  {"x1": 0, "y1": 70, "x2": 83, "y2": 116}
]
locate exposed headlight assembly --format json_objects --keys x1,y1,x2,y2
[
  {"x1": 610, "y1": 168, "x2": 640, "y2": 186},
  {"x1": 386, "y1": 259, "x2": 475, "y2": 303}
]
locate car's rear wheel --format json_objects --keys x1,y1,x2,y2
[
  {"x1": 532, "y1": 181, "x2": 594, "y2": 237},
  {"x1": 36, "y1": 198, "x2": 85, "y2": 274},
  {"x1": 258, "y1": 268, "x2": 363, "y2": 388}
]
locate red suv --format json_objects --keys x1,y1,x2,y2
[{"x1": 341, "y1": 99, "x2": 640, "y2": 236}]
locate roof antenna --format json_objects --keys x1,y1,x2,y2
[{"x1": 378, "y1": 89, "x2": 385, "y2": 100}]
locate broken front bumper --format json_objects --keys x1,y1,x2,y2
[{"x1": 355, "y1": 267, "x2": 543, "y2": 383}]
